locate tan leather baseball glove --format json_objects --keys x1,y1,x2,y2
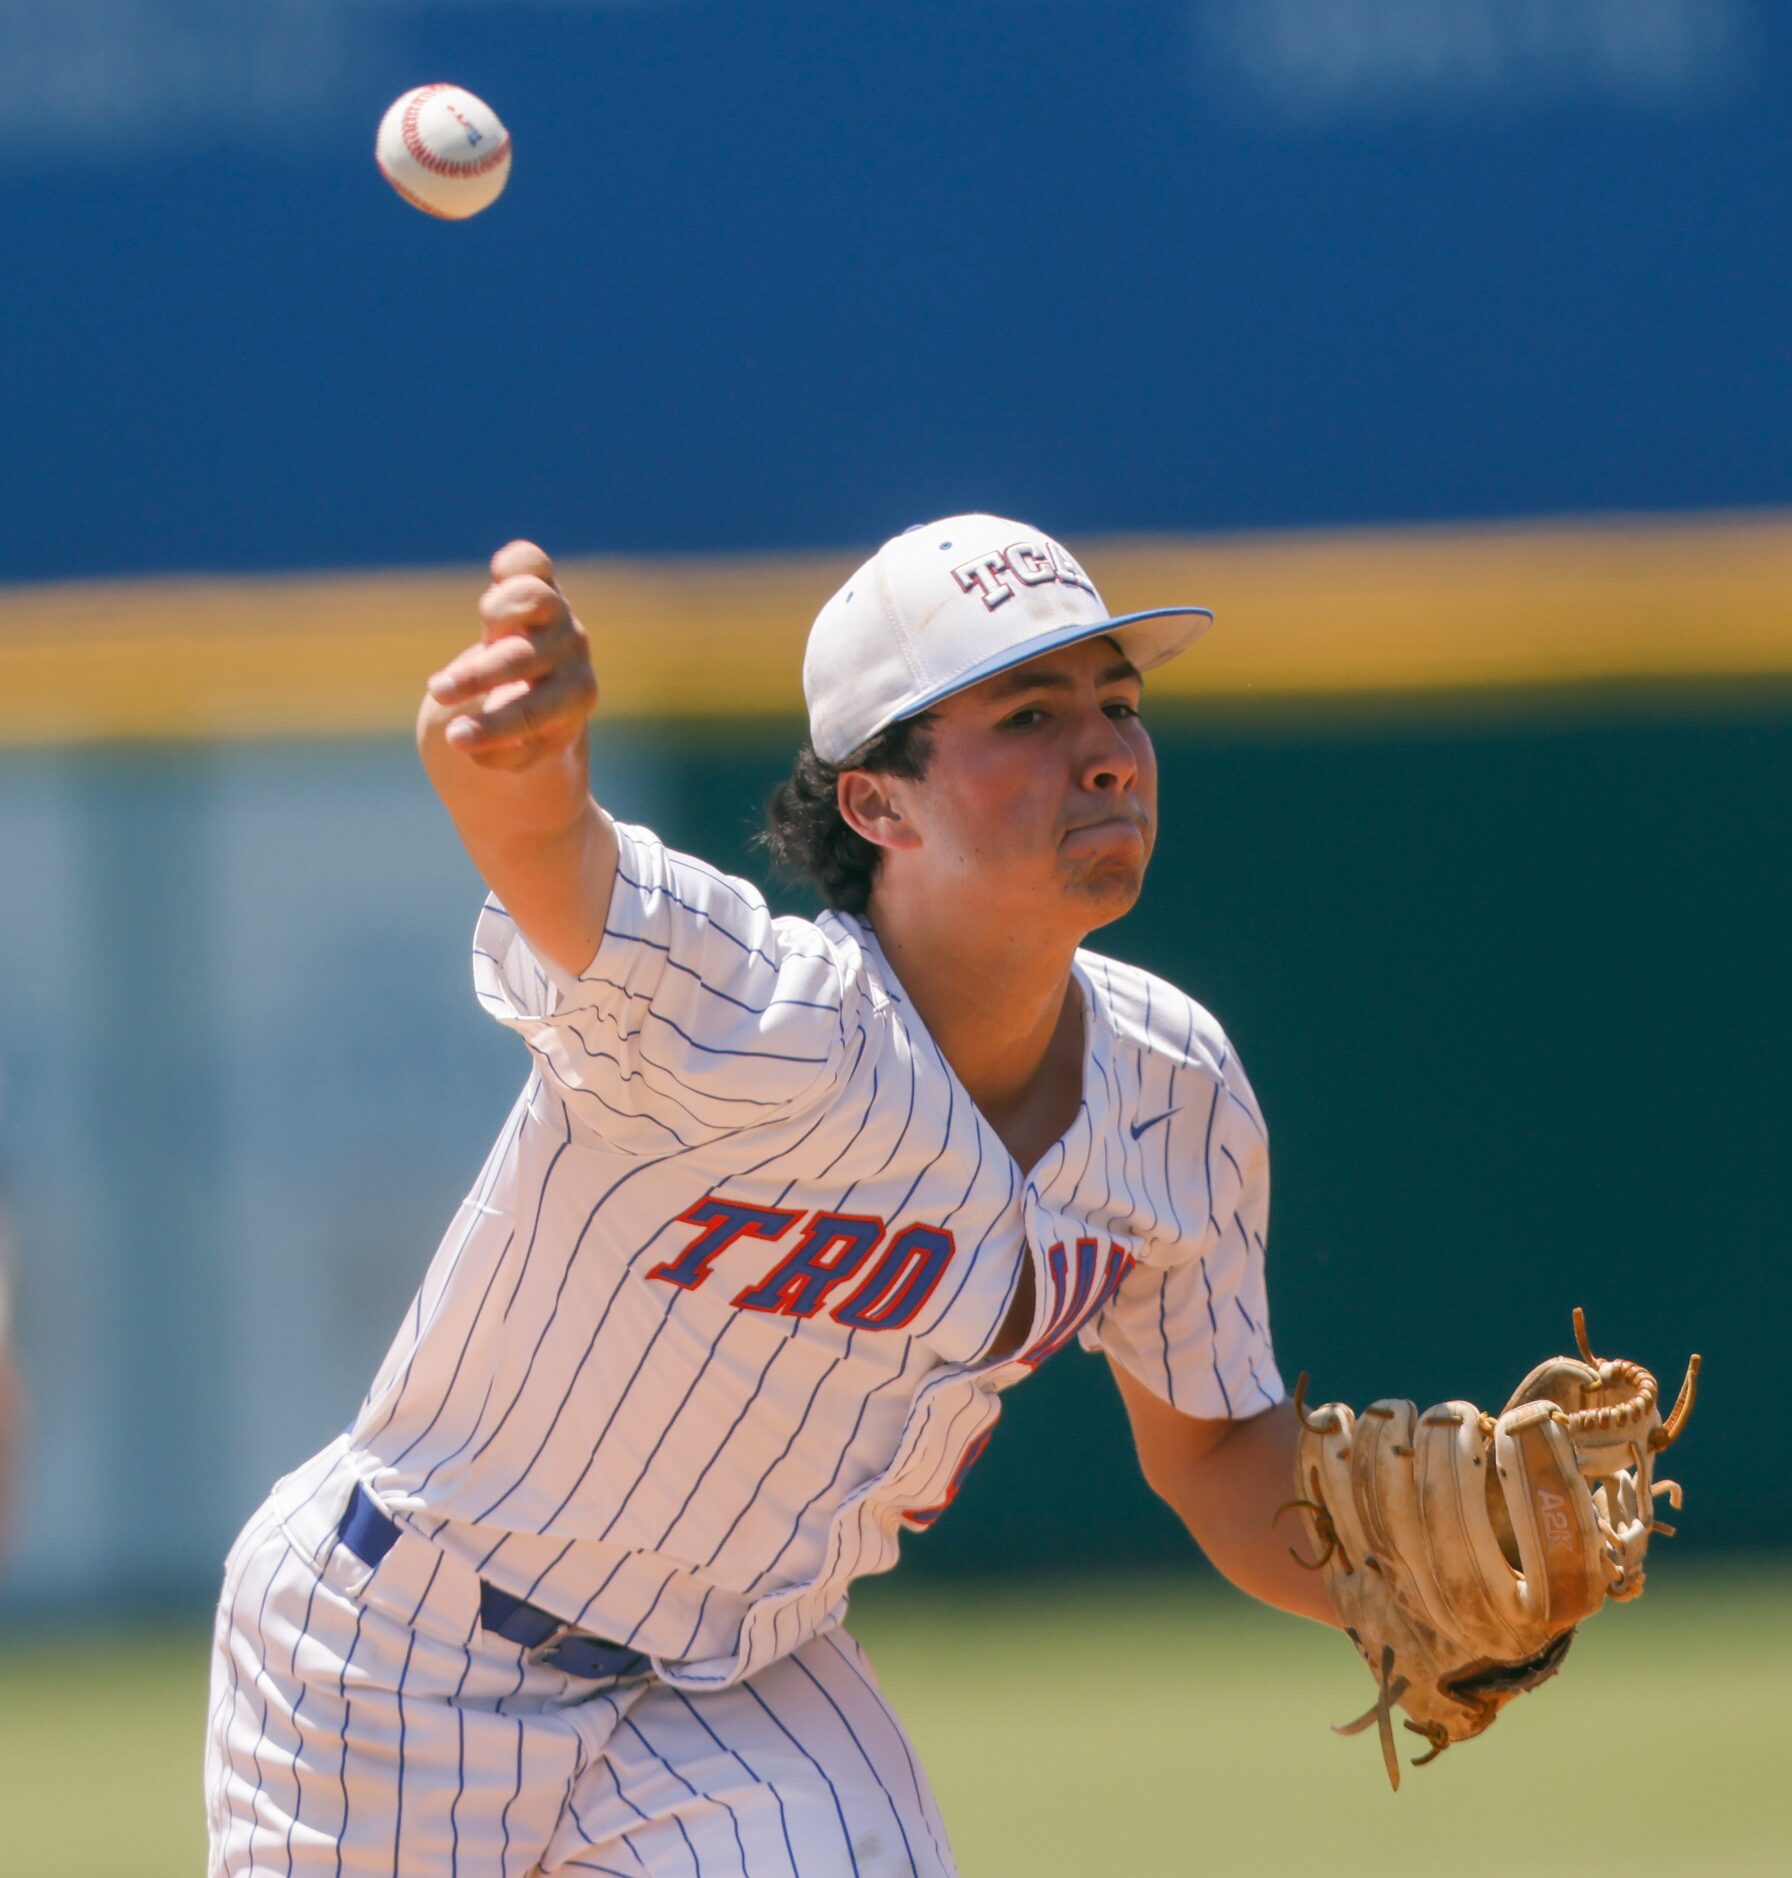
[{"x1": 1287, "y1": 1310, "x2": 1698, "y2": 1788}]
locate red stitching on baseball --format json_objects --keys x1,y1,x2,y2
[
  {"x1": 381, "y1": 167, "x2": 456, "y2": 220},
  {"x1": 400, "y1": 85, "x2": 512, "y2": 179}
]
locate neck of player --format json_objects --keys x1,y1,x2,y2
[{"x1": 864, "y1": 891, "x2": 1086, "y2": 1168}]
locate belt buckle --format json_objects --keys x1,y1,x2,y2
[
  {"x1": 527, "y1": 1622, "x2": 649, "y2": 1683},
  {"x1": 524, "y1": 1620, "x2": 582, "y2": 1670}
]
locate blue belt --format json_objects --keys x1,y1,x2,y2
[{"x1": 336, "y1": 1482, "x2": 653, "y2": 1683}]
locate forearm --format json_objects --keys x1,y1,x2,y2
[
  {"x1": 1162, "y1": 1399, "x2": 1338, "y2": 1625},
  {"x1": 417, "y1": 701, "x2": 616, "y2": 979},
  {"x1": 1113, "y1": 1359, "x2": 1340, "y2": 1627}
]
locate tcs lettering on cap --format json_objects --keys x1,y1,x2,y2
[{"x1": 951, "y1": 538, "x2": 1099, "y2": 610}]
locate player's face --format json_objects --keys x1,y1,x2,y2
[{"x1": 890, "y1": 635, "x2": 1157, "y2": 931}]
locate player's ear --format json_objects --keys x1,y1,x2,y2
[{"x1": 837, "y1": 770, "x2": 922, "y2": 853}]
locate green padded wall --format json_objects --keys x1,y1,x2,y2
[{"x1": 649, "y1": 705, "x2": 1782, "y2": 1572}]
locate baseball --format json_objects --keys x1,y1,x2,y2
[{"x1": 375, "y1": 84, "x2": 512, "y2": 220}]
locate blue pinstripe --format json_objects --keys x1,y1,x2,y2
[
  {"x1": 282, "y1": 1562, "x2": 326, "y2": 1876},
  {"x1": 599, "y1": 1754, "x2": 701, "y2": 1875},
  {"x1": 209, "y1": 1505, "x2": 279, "y2": 1789},
  {"x1": 739, "y1": 1680, "x2": 860, "y2": 1876},
  {"x1": 620, "y1": 1712, "x2": 747, "y2": 1874},
  {"x1": 541, "y1": 1028, "x2": 713, "y2": 1138},
  {"x1": 522, "y1": 994, "x2": 750, "y2": 1129},
  {"x1": 667, "y1": 1688, "x2": 800, "y2": 1876},
  {"x1": 567, "y1": 1544, "x2": 637, "y2": 1633},
  {"x1": 789, "y1": 1652, "x2": 921, "y2": 1877},
  {"x1": 618, "y1": 1562, "x2": 685, "y2": 1651},
  {"x1": 585, "y1": 948, "x2": 839, "y2": 1019},
  {"x1": 742, "y1": 1345, "x2": 922, "y2": 1594},
  {"x1": 600, "y1": 993, "x2": 832, "y2": 1068},
  {"x1": 1198, "y1": 1256, "x2": 1234, "y2": 1415},
  {"x1": 905, "y1": 1090, "x2": 992, "y2": 1332},
  {"x1": 516, "y1": 1279, "x2": 690, "y2": 1531},
  {"x1": 388, "y1": 1232, "x2": 512, "y2": 1468},
  {"x1": 889, "y1": 1391, "x2": 989, "y2": 1531},
  {"x1": 391, "y1": 1624, "x2": 419, "y2": 1873},
  {"x1": 610, "y1": 875, "x2": 786, "y2": 973},
  {"x1": 699, "y1": 1337, "x2": 863, "y2": 1574},
  {"x1": 658, "y1": 844, "x2": 830, "y2": 928},
  {"x1": 670, "y1": 1587, "x2": 720, "y2": 1665},
  {"x1": 652, "y1": 1330, "x2": 796, "y2": 1556},
  {"x1": 1223, "y1": 1080, "x2": 1267, "y2": 1139},
  {"x1": 243, "y1": 1538, "x2": 288, "y2": 1870},
  {"x1": 389, "y1": 1553, "x2": 442, "y2": 1873},
  {"x1": 496, "y1": 1100, "x2": 577, "y2": 1325},
  {"x1": 462, "y1": 1143, "x2": 705, "y2": 1526},
  {"x1": 412, "y1": 1374, "x2": 499, "y2": 1497},
  {"x1": 1198, "y1": 1077, "x2": 1222, "y2": 1234},
  {"x1": 446, "y1": 1603, "x2": 483, "y2": 1878},
  {"x1": 1162, "y1": 1002, "x2": 1200, "y2": 1247},
  {"x1": 597, "y1": 1320, "x2": 738, "y2": 1534},
  {"x1": 332, "y1": 1605, "x2": 367, "y2": 1878},
  {"x1": 820, "y1": 1632, "x2": 950, "y2": 1875},
  {"x1": 496, "y1": 1712, "x2": 525, "y2": 1878},
  {"x1": 612, "y1": 863, "x2": 823, "y2": 975}
]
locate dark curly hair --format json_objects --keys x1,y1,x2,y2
[{"x1": 761, "y1": 714, "x2": 937, "y2": 913}]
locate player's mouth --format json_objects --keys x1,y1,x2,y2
[
  {"x1": 1060, "y1": 813, "x2": 1148, "y2": 848},
  {"x1": 1059, "y1": 807, "x2": 1142, "y2": 837}
]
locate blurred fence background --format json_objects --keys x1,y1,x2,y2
[{"x1": 1, "y1": 0, "x2": 1787, "y2": 1645}]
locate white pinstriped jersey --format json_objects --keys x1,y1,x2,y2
[{"x1": 281, "y1": 821, "x2": 1281, "y2": 1693}]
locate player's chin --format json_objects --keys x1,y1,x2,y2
[{"x1": 1060, "y1": 850, "x2": 1148, "y2": 924}]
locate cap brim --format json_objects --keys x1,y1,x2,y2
[{"x1": 887, "y1": 605, "x2": 1214, "y2": 732}]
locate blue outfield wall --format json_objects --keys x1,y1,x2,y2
[
  {"x1": 0, "y1": 704, "x2": 1777, "y2": 1611},
  {"x1": 3, "y1": 0, "x2": 1783, "y2": 1613},
  {"x1": 1, "y1": 0, "x2": 1789, "y2": 582}
]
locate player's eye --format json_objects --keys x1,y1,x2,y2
[
  {"x1": 1104, "y1": 699, "x2": 1142, "y2": 720},
  {"x1": 1002, "y1": 706, "x2": 1049, "y2": 729}
]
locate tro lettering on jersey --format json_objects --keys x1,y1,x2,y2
[
  {"x1": 647, "y1": 1194, "x2": 1135, "y2": 1361},
  {"x1": 646, "y1": 1196, "x2": 957, "y2": 1331}
]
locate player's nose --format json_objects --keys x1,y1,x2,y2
[{"x1": 1073, "y1": 705, "x2": 1140, "y2": 795}]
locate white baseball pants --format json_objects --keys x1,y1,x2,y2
[{"x1": 204, "y1": 1493, "x2": 956, "y2": 1876}]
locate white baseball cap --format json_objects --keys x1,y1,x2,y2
[{"x1": 803, "y1": 513, "x2": 1213, "y2": 764}]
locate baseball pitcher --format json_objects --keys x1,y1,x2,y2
[{"x1": 205, "y1": 515, "x2": 1693, "y2": 1871}]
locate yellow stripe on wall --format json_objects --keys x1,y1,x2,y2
[{"x1": 1, "y1": 511, "x2": 1788, "y2": 746}]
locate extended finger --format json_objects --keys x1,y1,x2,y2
[
  {"x1": 445, "y1": 676, "x2": 531, "y2": 750},
  {"x1": 428, "y1": 635, "x2": 551, "y2": 706},
  {"x1": 479, "y1": 573, "x2": 567, "y2": 639},
  {"x1": 458, "y1": 740, "x2": 539, "y2": 773},
  {"x1": 490, "y1": 539, "x2": 557, "y2": 586},
  {"x1": 445, "y1": 668, "x2": 596, "y2": 750}
]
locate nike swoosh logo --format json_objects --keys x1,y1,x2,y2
[{"x1": 1129, "y1": 1109, "x2": 1179, "y2": 1140}]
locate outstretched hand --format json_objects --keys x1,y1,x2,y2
[
  {"x1": 417, "y1": 541, "x2": 618, "y2": 979},
  {"x1": 425, "y1": 541, "x2": 599, "y2": 772}
]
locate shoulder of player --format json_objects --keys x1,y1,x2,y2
[
  {"x1": 1075, "y1": 946, "x2": 1238, "y2": 1083},
  {"x1": 1079, "y1": 950, "x2": 1270, "y2": 1241},
  {"x1": 612, "y1": 821, "x2": 871, "y2": 1008}
]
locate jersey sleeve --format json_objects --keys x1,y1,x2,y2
[
  {"x1": 471, "y1": 821, "x2": 850, "y2": 1152},
  {"x1": 1079, "y1": 1047, "x2": 1284, "y2": 1419}
]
